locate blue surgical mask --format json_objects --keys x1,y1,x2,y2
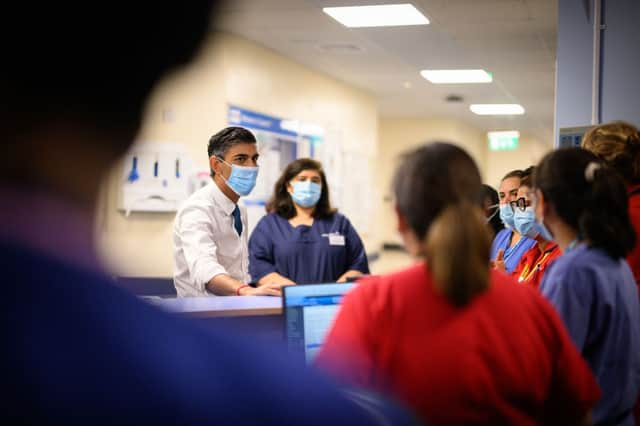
[
  {"x1": 219, "y1": 159, "x2": 258, "y2": 196},
  {"x1": 533, "y1": 196, "x2": 554, "y2": 241},
  {"x1": 499, "y1": 203, "x2": 516, "y2": 229},
  {"x1": 537, "y1": 218, "x2": 554, "y2": 242},
  {"x1": 291, "y1": 181, "x2": 321, "y2": 208},
  {"x1": 514, "y1": 207, "x2": 540, "y2": 239}
]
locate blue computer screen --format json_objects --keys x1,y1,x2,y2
[{"x1": 283, "y1": 283, "x2": 354, "y2": 363}]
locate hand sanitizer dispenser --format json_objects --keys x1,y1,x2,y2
[{"x1": 119, "y1": 142, "x2": 193, "y2": 216}]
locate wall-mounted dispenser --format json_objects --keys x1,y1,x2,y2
[{"x1": 119, "y1": 142, "x2": 194, "y2": 216}]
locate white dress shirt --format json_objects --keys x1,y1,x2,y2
[{"x1": 173, "y1": 182, "x2": 250, "y2": 297}]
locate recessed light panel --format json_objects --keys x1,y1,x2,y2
[
  {"x1": 420, "y1": 69, "x2": 492, "y2": 84},
  {"x1": 470, "y1": 104, "x2": 525, "y2": 115},
  {"x1": 323, "y1": 4, "x2": 429, "y2": 28}
]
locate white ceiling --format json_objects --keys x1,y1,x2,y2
[{"x1": 214, "y1": 0, "x2": 557, "y2": 142}]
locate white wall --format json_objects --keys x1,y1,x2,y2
[{"x1": 96, "y1": 32, "x2": 379, "y2": 277}]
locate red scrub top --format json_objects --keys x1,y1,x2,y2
[
  {"x1": 627, "y1": 185, "x2": 640, "y2": 293},
  {"x1": 512, "y1": 242, "x2": 562, "y2": 290},
  {"x1": 316, "y1": 263, "x2": 600, "y2": 426}
]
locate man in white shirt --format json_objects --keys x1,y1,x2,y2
[{"x1": 173, "y1": 127, "x2": 282, "y2": 297}]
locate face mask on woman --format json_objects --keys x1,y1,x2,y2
[
  {"x1": 291, "y1": 181, "x2": 321, "y2": 208},
  {"x1": 532, "y1": 191, "x2": 555, "y2": 242},
  {"x1": 499, "y1": 203, "x2": 516, "y2": 229},
  {"x1": 513, "y1": 206, "x2": 541, "y2": 239},
  {"x1": 536, "y1": 218, "x2": 554, "y2": 241}
]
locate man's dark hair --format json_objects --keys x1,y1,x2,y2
[
  {"x1": 266, "y1": 158, "x2": 336, "y2": 219},
  {"x1": 208, "y1": 127, "x2": 257, "y2": 176}
]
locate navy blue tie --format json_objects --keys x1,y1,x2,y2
[{"x1": 232, "y1": 205, "x2": 243, "y2": 236}]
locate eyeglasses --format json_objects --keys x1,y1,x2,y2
[{"x1": 509, "y1": 197, "x2": 532, "y2": 212}]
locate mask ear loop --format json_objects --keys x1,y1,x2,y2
[
  {"x1": 486, "y1": 204, "x2": 500, "y2": 223},
  {"x1": 213, "y1": 156, "x2": 240, "y2": 196},
  {"x1": 211, "y1": 156, "x2": 228, "y2": 176}
]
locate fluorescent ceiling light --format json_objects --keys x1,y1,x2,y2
[
  {"x1": 470, "y1": 104, "x2": 525, "y2": 115},
  {"x1": 420, "y1": 69, "x2": 492, "y2": 84},
  {"x1": 323, "y1": 4, "x2": 429, "y2": 28}
]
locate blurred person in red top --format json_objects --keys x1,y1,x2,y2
[
  {"x1": 316, "y1": 142, "x2": 600, "y2": 426},
  {"x1": 582, "y1": 121, "x2": 640, "y2": 422},
  {"x1": 582, "y1": 121, "x2": 640, "y2": 292},
  {"x1": 510, "y1": 169, "x2": 562, "y2": 289}
]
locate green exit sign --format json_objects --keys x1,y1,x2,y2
[{"x1": 488, "y1": 130, "x2": 519, "y2": 151}]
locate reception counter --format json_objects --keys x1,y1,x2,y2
[
  {"x1": 147, "y1": 296, "x2": 284, "y2": 342},
  {"x1": 148, "y1": 295, "x2": 282, "y2": 318}
]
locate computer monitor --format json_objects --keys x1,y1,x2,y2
[
  {"x1": 283, "y1": 283, "x2": 355, "y2": 363},
  {"x1": 558, "y1": 125, "x2": 593, "y2": 148}
]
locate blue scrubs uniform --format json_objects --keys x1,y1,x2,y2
[
  {"x1": 490, "y1": 228, "x2": 536, "y2": 273},
  {"x1": 249, "y1": 212, "x2": 369, "y2": 284},
  {"x1": 540, "y1": 245, "x2": 640, "y2": 426}
]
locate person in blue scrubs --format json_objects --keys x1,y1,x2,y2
[
  {"x1": 535, "y1": 148, "x2": 640, "y2": 426},
  {"x1": 490, "y1": 169, "x2": 536, "y2": 272},
  {"x1": 249, "y1": 158, "x2": 369, "y2": 285}
]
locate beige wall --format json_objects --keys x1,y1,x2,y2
[
  {"x1": 97, "y1": 32, "x2": 379, "y2": 277},
  {"x1": 377, "y1": 117, "x2": 487, "y2": 244},
  {"x1": 377, "y1": 117, "x2": 553, "y2": 244},
  {"x1": 484, "y1": 137, "x2": 553, "y2": 188}
]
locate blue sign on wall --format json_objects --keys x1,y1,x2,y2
[{"x1": 227, "y1": 105, "x2": 298, "y2": 137}]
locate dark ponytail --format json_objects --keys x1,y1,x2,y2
[
  {"x1": 425, "y1": 202, "x2": 491, "y2": 306},
  {"x1": 393, "y1": 143, "x2": 491, "y2": 307},
  {"x1": 533, "y1": 148, "x2": 635, "y2": 259}
]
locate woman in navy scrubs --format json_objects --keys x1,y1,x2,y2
[
  {"x1": 535, "y1": 148, "x2": 640, "y2": 425},
  {"x1": 249, "y1": 158, "x2": 369, "y2": 285}
]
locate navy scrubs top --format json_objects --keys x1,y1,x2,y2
[
  {"x1": 540, "y1": 244, "x2": 640, "y2": 425},
  {"x1": 249, "y1": 212, "x2": 369, "y2": 284}
]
